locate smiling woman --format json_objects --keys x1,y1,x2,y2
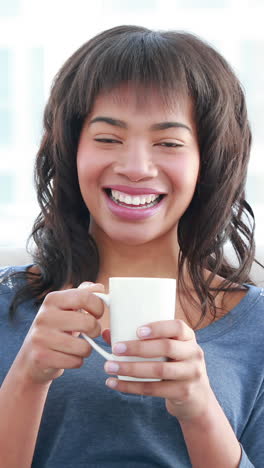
[
  {"x1": 76, "y1": 86, "x2": 199, "y2": 239},
  {"x1": 0, "y1": 25, "x2": 263, "y2": 468}
]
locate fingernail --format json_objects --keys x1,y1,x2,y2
[
  {"x1": 137, "y1": 326, "x2": 152, "y2": 338},
  {"x1": 106, "y1": 378, "x2": 118, "y2": 389},
  {"x1": 105, "y1": 361, "x2": 119, "y2": 373},
  {"x1": 78, "y1": 282, "x2": 92, "y2": 289},
  {"x1": 113, "y1": 343, "x2": 127, "y2": 354}
]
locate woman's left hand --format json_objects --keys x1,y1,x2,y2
[{"x1": 104, "y1": 319, "x2": 213, "y2": 422}]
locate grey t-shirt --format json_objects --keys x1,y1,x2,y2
[{"x1": 0, "y1": 265, "x2": 263, "y2": 467}]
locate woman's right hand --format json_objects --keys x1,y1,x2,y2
[{"x1": 16, "y1": 282, "x2": 105, "y2": 385}]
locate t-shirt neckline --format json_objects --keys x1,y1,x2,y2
[{"x1": 195, "y1": 284, "x2": 263, "y2": 343}]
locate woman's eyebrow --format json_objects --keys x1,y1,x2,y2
[
  {"x1": 150, "y1": 121, "x2": 192, "y2": 133},
  {"x1": 89, "y1": 116, "x2": 127, "y2": 128},
  {"x1": 89, "y1": 116, "x2": 192, "y2": 133}
]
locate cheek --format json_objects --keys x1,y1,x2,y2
[
  {"x1": 77, "y1": 148, "x2": 102, "y2": 186},
  {"x1": 165, "y1": 157, "x2": 199, "y2": 191},
  {"x1": 77, "y1": 158, "x2": 93, "y2": 182}
]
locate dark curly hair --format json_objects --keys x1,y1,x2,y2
[{"x1": 8, "y1": 25, "x2": 260, "y2": 325}]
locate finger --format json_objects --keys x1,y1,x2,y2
[
  {"x1": 137, "y1": 319, "x2": 195, "y2": 341},
  {"x1": 33, "y1": 348, "x2": 85, "y2": 371},
  {"x1": 102, "y1": 328, "x2": 111, "y2": 345},
  {"x1": 105, "y1": 378, "x2": 195, "y2": 401},
  {"x1": 69, "y1": 331, "x2": 80, "y2": 337},
  {"x1": 78, "y1": 281, "x2": 93, "y2": 288},
  {"x1": 43, "y1": 329, "x2": 94, "y2": 358},
  {"x1": 104, "y1": 359, "x2": 197, "y2": 381},
  {"x1": 77, "y1": 282, "x2": 104, "y2": 317},
  {"x1": 112, "y1": 338, "x2": 198, "y2": 360},
  {"x1": 43, "y1": 283, "x2": 105, "y2": 318},
  {"x1": 34, "y1": 308, "x2": 102, "y2": 336}
]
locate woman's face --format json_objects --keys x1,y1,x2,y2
[{"x1": 77, "y1": 85, "x2": 200, "y2": 246}]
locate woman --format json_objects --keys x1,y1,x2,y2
[{"x1": 0, "y1": 25, "x2": 263, "y2": 467}]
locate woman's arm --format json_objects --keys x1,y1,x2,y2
[
  {"x1": 0, "y1": 354, "x2": 51, "y2": 468},
  {"x1": 0, "y1": 282, "x2": 105, "y2": 467},
  {"x1": 179, "y1": 391, "x2": 242, "y2": 468}
]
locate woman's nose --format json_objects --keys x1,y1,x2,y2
[{"x1": 113, "y1": 145, "x2": 158, "y2": 181}]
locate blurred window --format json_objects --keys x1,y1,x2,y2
[
  {"x1": 29, "y1": 47, "x2": 45, "y2": 143},
  {"x1": 0, "y1": 0, "x2": 21, "y2": 16},
  {"x1": 0, "y1": 173, "x2": 15, "y2": 204},
  {"x1": 102, "y1": 0, "x2": 158, "y2": 11},
  {"x1": 0, "y1": 49, "x2": 12, "y2": 145}
]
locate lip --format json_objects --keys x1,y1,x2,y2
[
  {"x1": 103, "y1": 190, "x2": 166, "y2": 221},
  {"x1": 102, "y1": 185, "x2": 166, "y2": 195}
]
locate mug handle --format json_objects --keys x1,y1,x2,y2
[{"x1": 81, "y1": 292, "x2": 115, "y2": 361}]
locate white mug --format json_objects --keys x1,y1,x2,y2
[{"x1": 82, "y1": 277, "x2": 176, "y2": 382}]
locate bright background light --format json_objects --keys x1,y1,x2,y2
[{"x1": 0, "y1": 0, "x2": 264, "y2": 250}]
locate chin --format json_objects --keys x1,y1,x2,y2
[
  {"x1": 105, "y1": 228, "x2": 159, "y2": 246},
  {"x1": 110, "y1": 235, "x2": 153, "y2": 246}
]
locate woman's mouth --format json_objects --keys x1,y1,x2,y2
[
  {"x1": 103, "y1": 188, "x2": 166, "y2": 221},
  {"x1": 105, "y1": 188, "x2": 164, "y2": 209}
]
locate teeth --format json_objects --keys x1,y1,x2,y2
[
  {"x1": 146, "y1": 195, "x2": 151, "y2": 203},
  {"x1": 110, "y1": 189, "x2": 160, "y2": 207}
]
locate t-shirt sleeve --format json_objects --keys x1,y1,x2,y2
[{"x1": 239, "y1": 386, "x2": 264, "y2": 467}]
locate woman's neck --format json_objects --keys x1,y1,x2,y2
[{"x1": 93, "y1": 231, "x2": 180, "y2": 290}]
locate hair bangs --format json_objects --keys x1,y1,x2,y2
[{"x1": 73, "y1": 29, "x2": 189, "y2": 117}]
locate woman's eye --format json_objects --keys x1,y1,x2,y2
[
  {"x1": 94, "y1": 138, "x2": 122, "y2": 144},
  {"x1": 157, "y1": 142, "x2": 184, "y2": 148}
]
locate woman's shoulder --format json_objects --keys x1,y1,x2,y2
[
  {"x1": 197, "y1": 283, "x2": 264, "y2": 344},
  {"x1": 0, "y1": 265, "x2": 37, "y2": 321},
  {"x1": 225, "y1": 283, "x2": 264, "y2": 330},
  {"x1": 0, "y1": 264, "x2": 29, "y2": 294},
  {"x1": 241, "y1": 283, "x2": 264, "y2": 317},
  {"x1": 216, "y1": 276, "x2": 264, "y2": 324}
]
